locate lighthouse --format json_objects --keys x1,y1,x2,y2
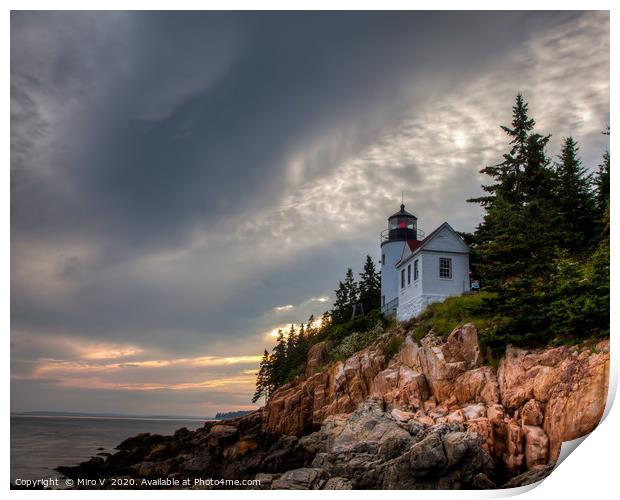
[
  {"x1": 380, "y1": 203, "x2": 471, "y2": 320},
  {"x1": 380, "y1": 203, "x2": 423, "y2": 315}
]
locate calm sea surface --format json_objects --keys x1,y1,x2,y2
[{"x1": 11, "y1": 415, "x2": 205, "y2": 484}]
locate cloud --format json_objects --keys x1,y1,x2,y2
[
  {"x1": 309, "y1": 297, "x2": 330, "y2": 303},
  {"x1": 273, "y1": 305, "x2": 294, "y2": 312}
]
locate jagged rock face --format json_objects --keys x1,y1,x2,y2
[
  {"x1": 305, "y1": 341, "x2": 330, "y2": 378},
  {"x1": 441, "y1": 323, "x2": 482, "y2": 368},
  {"x1": 498, "y1": 340, "x2": 609, "y2": 460},
  {"x1": 264, "y1": 324, "x2": 609, "y2": 479},
  {"x1": 264, "y1": 324, "x2": 498, "y2": 435},
  {"x1": 264, "y1": 340, "x2": 387, "y2": 436}
]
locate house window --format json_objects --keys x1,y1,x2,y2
[
  {"x1": 439, "y1": 257, "x2": 452, "y2": 279},
  {"x1": 382, "y1": 295, "x2": 385, "y2": 306},
  {"x1": 401, "y1": 269, "x2": 405, "y2": 288},
  {"x1": 414, "y1": 259, "x2": 419, "y2": 281},
  {"x1": 382, "y1": 253, "x2": 385, "y2": 265},
  {"x1": 407, "y1": 264, "x2": 411, "y2": 285}
]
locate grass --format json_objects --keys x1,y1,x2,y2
[{"x1": 407, "y1": 292, "x2": 503, "y2": 343}]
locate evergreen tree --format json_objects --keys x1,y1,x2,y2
[
  {"x1": 271, "y1": 329, "x2": 287, "y2": 387},
  {"x1": 331, "y1": 280, "x2": 349, "y2": 324},
  {"x1": 468, "y1": 93, "x2": 535, "y2": 208},
  {"x1": 596, "y1": 150, "x2": 610, "y2": 211},
  {"x1": 286, "y1": 324, "x2": 298, "y2": 361},
  {"x1": 594, "y1": 126, "x2": 610, "y2": 238},
  {"x1": 469, "y1": 94, "x2": 557, "y2": 288},
  {"x1": 358, "y1": 255, "x2": 381, "y2": 313},
  {"x1": 595, "y1": 128, "x2": 610, "y2": 218},
  {"x1": 295, "y1": 323, "x2": 309, "y2": 370},
  {"x1": 331, "y1": 268, "x2": 359, "y2": 323},
  {"x1": 321, "y1": 311, "x2": 331, "y2": 329},
  {"x1": 469, "y1": 94, "x2": 561, "y2": 345},
  {"x1": 343, "y1": 268, "x2": 359, "y2": 314},
  {"x1": 554, "y1": 137, "x2": 596, "y2": 249},
  {"x1": 522, "y1": 132, "x2": 553, "y2": 202},
  {"x1": 305, "y1": 314, "x2": 316, "y2": 340},
  {"x1": 252, "y1": 349, "x2": 273, "y2": 403}
]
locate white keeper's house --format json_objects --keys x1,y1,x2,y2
[{"x1": 380, "y1": 204, "x2": 471, "y2": 321}]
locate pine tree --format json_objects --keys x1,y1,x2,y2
[
  {"x1": 343, "y1": 268, "x2": 359, "y2": 315},
  {"x1": 286, "y1": 323, "x2": 297, "y2": 361},
  {"x1": 331, "y1": 280, "x2": 349, "y2": 324},
  {"x1": 596, "y1": 150, "x2": 610, "y2": 210},
  {"x1": 595, "y1": 128, "x2": 610, "y2": 218},
  {"x1": 468, "y1": 94, "x2": 562, "y2": 346},
  {"x1": 252, "y1": 349, "x2": 273, "y2": 403},
  {"x1": 469, "y1": 94, "x2": 557, "y2": 288},
  {"x1": 468, "y1": 93, "x2": 535, "y2": 208},
  {"x1": 554, "y1": 137, "x2": 596, "y2": 249},
  {"x1": 522, "y1": 132, "x2": 553, "y2": 202},
  {"x1": 358, "y1": 255, "x2": 381, "y2": 313},
  {"x1": 295, "y1": 323, "x2": 309, "y2": 370},
  {"x1": 271, "y1": 329, "x2": 287, "y2": 388},
  {"x1": 321, "y1": 311, "x2": 331, "y2": 329},
  {"x1": 305, "y1": 314, "x2": 316, "y2": 340}
]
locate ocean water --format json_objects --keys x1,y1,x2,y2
[{"x1": 10, "y1": 415, "x2": 205, "y2": 485}]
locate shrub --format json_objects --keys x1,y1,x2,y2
[
  {"x1": 323, "y1": 309, "x2": 386, "y2": 345},
  {"x1": 330, "y1": 320, "x2": 384, "y2": 362}
]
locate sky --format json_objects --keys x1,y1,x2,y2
[{"x1": 11, "y1": 11, "x2": 609, "y2": 416}]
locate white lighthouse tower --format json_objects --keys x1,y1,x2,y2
[{"x1": 380, "y1": 203, "x2": 423, "y2": 315}]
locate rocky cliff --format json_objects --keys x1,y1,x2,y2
[
  {"x1": 57, "y1": 324, "x2": 609, "y2": 489},
  {"x1": 264, "y1": 324, "x2": 609, "y2": 475}
]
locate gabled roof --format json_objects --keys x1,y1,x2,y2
[{"x1": 395, "y1": 222, "x2": 470, "y2": 268}]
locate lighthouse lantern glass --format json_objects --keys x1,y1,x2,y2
[{"x1": 390, "y1": 217, "x2": 415, "y2": 230}]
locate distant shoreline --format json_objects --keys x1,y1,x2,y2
[{"x1": 11, "y1": 412, "x2": 212, "y2": 422}]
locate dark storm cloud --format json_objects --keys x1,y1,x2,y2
[
  {"x1": 11, "y1": 11, "x2": 609, "y2": 413},
  {"x1": 11, "y1": 11, "x2": 575, "y2": 255}
]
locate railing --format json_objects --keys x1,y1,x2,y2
[
  {"x1": 381, "y1": 297, "x2": 399, "y2": 316},
  {"x1": 380, "y1": 228, "x2": 426, "y2": 244}
]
